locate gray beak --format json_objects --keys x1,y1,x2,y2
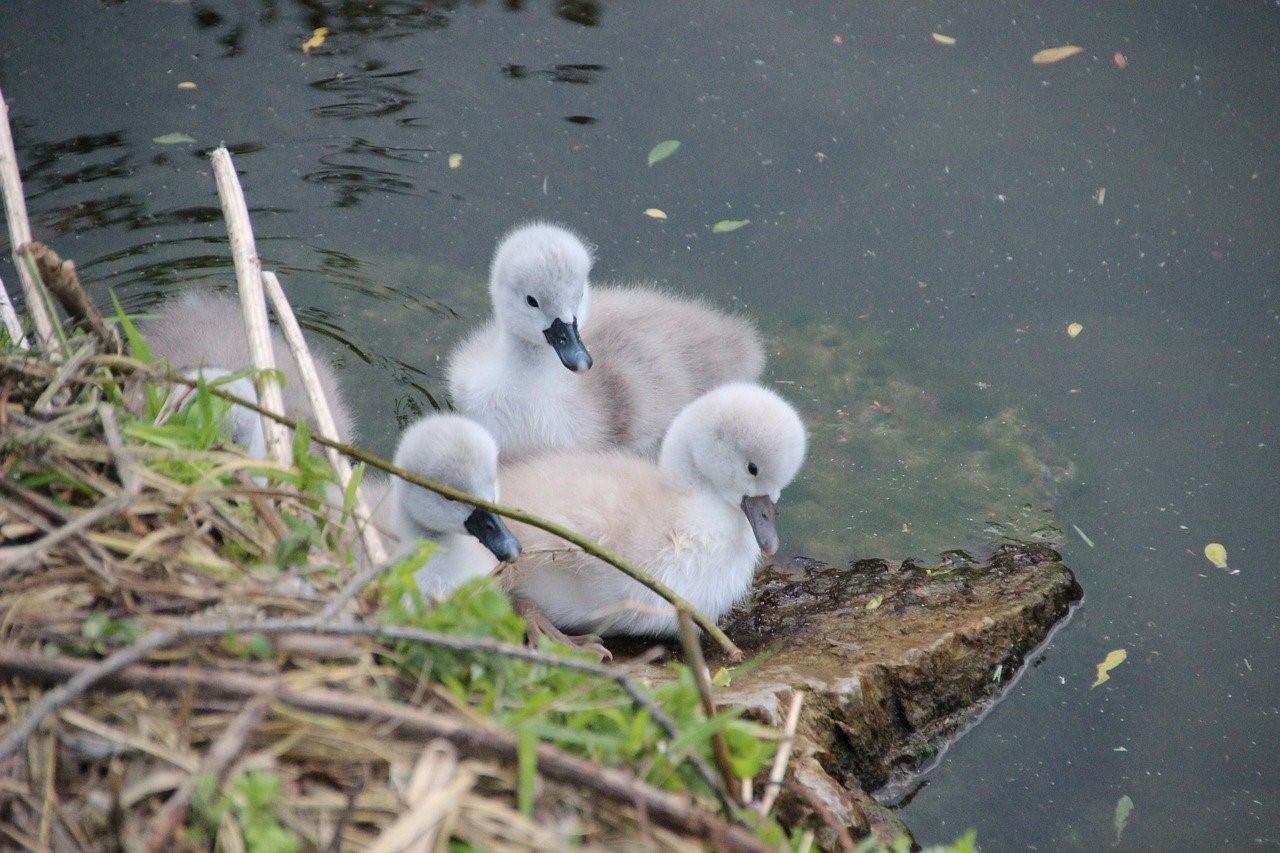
[
  {"x1": 740, "y1": 495, "x2": 779, "y2": 556},
  {"x1": 464, "y1": 508, "x2": 521, "y2": 563},
  {"x1": 543, "y1": 317, "x2": 592, "y2": 372}
]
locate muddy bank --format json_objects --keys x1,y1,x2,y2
[{"x1": 617, "y1": 543, "x2": 1081, "y2": 845}]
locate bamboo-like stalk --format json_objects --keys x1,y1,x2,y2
[
  {"x1": 209, "y1": 146, "x2": 290, "y2": 464},
  {"x1": 756, "y1": 690, "x2": 804, "y2": 815},
  {"x1": 0, "y1": 273, "x2": 28, "y2": 348},
  {"x1": 261, "y1": 269, "x2": 388, "y2": 564},
  {"x1": 0, "y1": 86, "x2": 56, "y2": 351}
]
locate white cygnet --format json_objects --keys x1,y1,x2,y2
[
  {"x1": 140, "y1": 291, "x2": 355, "y2": 442},
  {"x1": 368, "y1": 414, "x2": 521, "y2": 599},
  {"x1": 493, "y1": 382, "x2": 807, "y2": 644},
  {"x1": 447, "y1": 222, "x2": 766, "y2": 461}
]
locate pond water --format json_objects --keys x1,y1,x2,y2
[{"x1": 2, "y1": 1, "x2": 1276, "y2": 848}]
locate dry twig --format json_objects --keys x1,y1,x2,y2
[{"x1": 676, "y1": 606, "x2": 740, "y2": 805}]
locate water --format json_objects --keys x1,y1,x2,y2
[{"x1": 2, "y1": 1, "x2": 1276, "y2": 848}]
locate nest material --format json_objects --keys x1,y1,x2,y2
[{"x1": 0, "y1": 349, "x2": 761, "y2": 852}]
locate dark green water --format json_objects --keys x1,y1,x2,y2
[{"x1": 2, "y1": 2, "x2": 1276, "y2": 848}]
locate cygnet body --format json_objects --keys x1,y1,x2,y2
[
  {"x1": 368, "y1": 414, "x2": 521, "y2": 598},
  {"x1": 140, "y1": 291, "x2": 355, "y2": 442},
  {"x1": 448, "y1": 222, "x2": 765, "y2": 461},
  {"x1": 490, "y1": 383, "x2": 806, "y2": 637}
]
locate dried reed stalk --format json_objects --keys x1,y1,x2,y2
[
  {"x1": 0, "y1": 86, "x2": 55, "y2": 351},
  {"x1": 209, "y1": 146, "x2": 290, "y2": 464},
  {"x1": 0, "y1": 272, "x2": 26, "y2": 347},
  {"x1": 757, "y1": 690, "x2": 804, "y2": 815},
  {"x1": 261, "y1": 269, "x2": 387, "y2": 564}
]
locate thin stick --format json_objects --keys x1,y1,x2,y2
[
  {"x1": 0, "y1": 617, "x2": 734, "y2": 814},
  {"x1": 756, "y1": 690, "x2": 804, "y2": 815},
  {"x1": 261, "y1": 269, "x2": 387, "y2": 565},
  {"x1": 209, "y1": 146, "x2": 289, "y2": 464},
  {"x1": 8, "y1": 352, "x2": 744, "y2": 660},
  {"x1": 0, "y1": 648, "x2": 769, "y2": 851},
  {"x1": 0, "y1": 86, "x2": 56, "y2": 351},
  {"x1": 0, "y1": 272, "x2": 27, "y2": 348},
  {"x1": 143, "y1": 685, "x2": 277, "y2": 852},
  {"x1": 676, "y1": 607, "x2": 740, "y2": 805}
]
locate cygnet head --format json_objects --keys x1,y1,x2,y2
[
  {"x1": 489, "y1": 221, "x2": 594, "y2": 372},
  {"x1": 659, "y1": 383, "x2": 807, "y2": 556},
  {"x1": 391, "y1": 415, "x2": 521, "y2": 562}
]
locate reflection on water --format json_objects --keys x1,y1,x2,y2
[{"x1": 2, "y1": 0, "x2": 1277, "y2": 848}]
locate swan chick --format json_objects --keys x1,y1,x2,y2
[
  {"x1": 488, "y1": 221, "x2": 593, "y2": 372},
  {"x1": 140, "y1": 291, "x2": 356, "y2": 442},
  {"x1": 387, "y1": 414, "x2": 521, "y2": 598},
  {"x1": 449, "y1": 222, "x2": 766, "y2": 460},
  {"x1": 500, "y1": 382, "x2": 807, "y2": 639}
]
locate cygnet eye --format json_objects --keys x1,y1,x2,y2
[
  {"x1": 526, "y1": 295, "x2": 539, "y2": 308},
  {"x1": 747, "y1": 462, "x2": 759, "y2": 476}
]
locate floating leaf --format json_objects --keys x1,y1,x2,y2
[
  {"x1": 1114, "y1": 794, "x2": 1134, "y2": 845},
  {"x1": 301, "y1": 27, "x2": 329, "y2": 54},
  {"x1": 712, "y1": 219, "x2": 750, "y2": 234},
  {"x1": 152, "y1": 132, "x2": 196, "y2": 145},
  {"x1": 448, "y1": 153, "x2": 462, "y2": 169},
  {"x1": 931, "y1": 33, "x2": 957, "y2": 46},
  {"x1": 1203, "y1": 542, "x2": 1228, "y2": 569},
  {"x1": 1113, "y1": 51, "x2": 1128, "y2": 69},
  {"x1": 865, "y1": 594, "x2": 883, "y2": 611},
  {"x1": 1032, "y1": 45, "x2": 1084, "y2": 65},
  {"x1": 647, "y1": 139, "x2": 680, "y2": 166},
  {"x1": 177, "y1": 81, "x2": 197, "y2": 90},
  {"x1": 643, "y1": 208, "x2": 667, "y2": 220},
  {"x1": 1092, "y1": 648, "x2": 1127, "y2": 688},
  {"x1": 1067, "y1": 322, "x2": 1084, "y2": 338}
]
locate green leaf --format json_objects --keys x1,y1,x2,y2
[
  {"x1": 647, "y1": 139, "x2": 680, "y2": 166},
  {"x1": 1113, "y1": 794, "x2": 1134, "y2": 845},
  {"x1": 1092, "y1": 648, "x2": 1127, "y2": 688},
  {"x1": 712, "y1": 218, "x2": 750, "y2": 233},
  {"x1": 1203, "y1": 542, "x2": 1228, "y2": 570},
  {"x1": 152, "y1": 132, "x2": 196, "y2": 145}
]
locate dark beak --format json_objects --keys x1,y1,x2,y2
[
  {"x1": 740, "y1": 495, "x2": 779, "y2": 556},
  {"x1": 464, "y1": 508, "x2": 521, "y2": 562},
  {"x1": 543, "y1": 317, "x2": 592, "y2": 372}
]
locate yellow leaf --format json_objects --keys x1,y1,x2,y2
[
  {"x1": 1067, "y1": 322, "x2": 1084, "y2": 338},
  {"x1": 643, "y1": 208, "x2": 667, "y2": 220},
  {"x1": 865, "y1": 594, "x2": 883, "y2": 611},
  {"x1": 302, "y1": 27, "x2": 329, "y2": 54},
  {"x1": 448, "y1": 153, "x2": 462, "y2": 169},
  {"x1": 1092, "y1": 648, "x2": 1127, "y2": 688},
  {"x1": 1204, "y1": 542, "x2": 1228, "y2": 569},
  {"x1": 931, "y1": 33, "x2": 957, "y2": 46},
  {"x1": 177, "y1": 81, "x2": 197, "y2": 90},
  {"x1": 1033, "y1": 45, "x2": 1084, "y2": 65}
]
